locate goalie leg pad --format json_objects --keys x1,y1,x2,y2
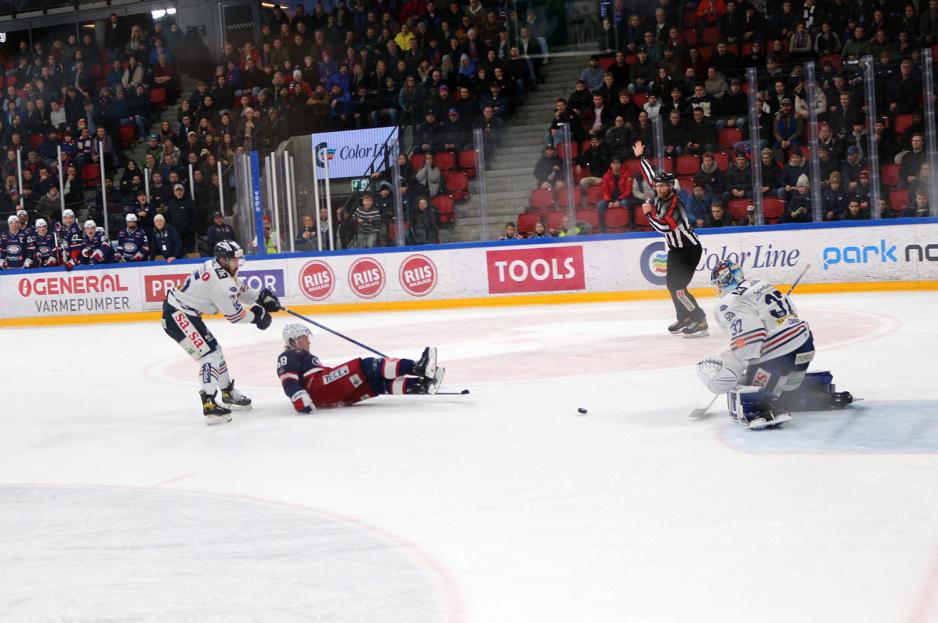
[
  {"x1": 728, "y1": 386, "x2": 792, "y2": 430},
  {"x1": 778, "y1": 371, "x2": 854, "y2": 411}
]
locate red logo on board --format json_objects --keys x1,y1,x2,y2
[
  {"x1": 144, "y1": 273, "x2": 188, "y2": 302},
  {"x1": 485, "y1": 246, "x2": 586, "y2": 294},
  {"x1": 398, "y1": 254, "x2": 437, "y2": 296},
  {"x1": 298, "y1": 260, "x2": 335, "y2": 301},
  {"x1": 348, "y1": 257, "x2": 385, "y2": 299}
]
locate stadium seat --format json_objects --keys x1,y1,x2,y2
[
  {"x1": 604, "y1": 206, "x2": 630, "y2": 232},
  {"x1": 676, "y1": 154, "x2": 700, "y2": 175},
  {"x1": 599, "y1": 57, "x2": 615, "y2": 71},
  {"x1": 677, "y1": 175, "x2": 695, "y2": 190},
  {"x1": 576, "y1": 209, "x2": 600, "y2": 230},
  {"x1": 762, "y1": 198, "x2": 786, "y2": 223},
  {"x1": 819, "y1": 54, "x2": 842, "y2": 69},
  {"x1": 410, "y1": 152, "x2": 426, "y2": 171},
  {"x1": 880, "y1": 163, "x2": 901, "y2": 188},
  {"x1": 546, "y1": 210, "x2": 565, "y2": 232},
  {"x1": 432, "y1": 195, "x2": 456, "y2": 224},
  {"x1": 631, "y1": 92, "x2": 648, "y2": 107},
  {"x1": 728, "y1": 199, "x2": 750, "y2": 223},
  {"x1": 698, "y1": 46, "x2": 714, "y2": 62},
  {"x1": 529, "y1": 188, "x2": 554, "y2": 212},
  {"x1": 556, "y1": 187, "x2": 583, "y2": 210},
  {"x1": 632, "y1": 207, "x2": 651, "y2": 231},
  {"x1": 625, "y1": 158, "x2": 643, "y2": 176},
  {"x1": 82, "y1": 162, "x2": 101, "y2": 186},
  {"x1": 648, "y1": 157, "x2": 673, "y2": 172},
  {"x1": 119, "y1": 124, "x2": 136, "y2": 148},
  {"x1": 149, "y1": 87, "x2": 166, "y2": 109},
  {"x1": 517, "y1": 212, "x2": 541, "y2": 235},
  {"x1": 702, "y1": 27, "x2": 720, "y2": 45},
  {"x1": 574, "y1": 164, "x2": 590, "y2": 183},
  {"x1": 893, "y1": 114, "x2": 915, "y2": 136},
  {"x1": 586, "y1": 184, "x2": 604, "y2": 207},
  {"x1": 444, "y1": 170, "x2": 469, "y2": 201},
  {"x1": 28, "y1": 134, "x2": 43, "y2": 150},
  {"x1": 458, "y1": 150, "x2": 477, "y2": 177},
  {"x1": 556, "y1": 141, "x2": 578, "y2": 160},
  {"x1": 718, "y1": 128, "x2": 742, "y2": 150},
  {"x1": 713, "y1": 152, "x2": 730, "y2": 171},
  {"x1": 890, "y1": 189, "x2": 910, "y2": 210},
  {"x1": 388, "y1": 220, "x2": 409, "y2": 243},
  {"x1": 434, "y1": 150, "x2": 456, "y2": 172}
]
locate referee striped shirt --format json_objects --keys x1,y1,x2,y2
[{"x1": 639, "y1": 157, "x2": 701, "y2": 250}]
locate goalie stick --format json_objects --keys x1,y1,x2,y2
[{"x1": 688, "y1": 264, "x2": 812, "y2": 418}]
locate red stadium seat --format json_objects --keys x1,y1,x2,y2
[
  {"x1": 517, "y1": 212, "x2": 541, "y2": 235},
  {"x1": 444, "y1": 170, "x2": 469, "y2": 201},
  {"x1": 586, "y1": 184, "x2": 604, "y2": 207},
  {"x1": 574, "y1": 164, "x2": 590, "y2": 183},
  {"x1": 432, "y1": 195, "x2": 456, "y2": 224},
  {"x1": 718, "y1": 128, "x2": 742, "y2": 150},
  {"x1": 676, "y1": 154, "x2": 700, "y2": 175},
  {"x1": 893, "y1": 114, "x2": 915, "y2": 136},
  {"x1": 434, "y1": 150, "x2": 456, "y2": 172},
  {"x1": 625, "y1": 158, "x2": 643, "y2": 176},
  {"x1": 728, "y1": 199, "x2": 750, "y2": 223},
  {"x1": 556, "y1": 141, "x2": 578, "y2": 160},
  {"x1": 82, "y1": 162, "x2": 101, "y2": 186},
  {"x1": 648, "y1": 157, "x2": 673, "y2": 172},
  {"x1": 556, "y1": 187, "x2": 583, "y2": 210},
  {"x1": 604, "y1": 207, "x2": 630, "y2": 233},
  {"x1": 410, "y1": 152, "x2": 426, "y2": 171},
  {"x1": 599, "y1": 57, "x2": 615, "y2": 71},
  {"x1": 546, "y1": 210, "x2": 565, "y2": 232},
  {"x1": 762, "y1": 198, "x2": 786, "y2": 223},
  {"x1": 119, "y1": 124, "x2": 135, "y2": 148},
  {"x1": 576, "y1": 209, "x2": 600, "y2": 230},
  {"x1": 529, "y1": 188, "x2": 554, "y2": 212},
  {"x1": 28, "y1": 134, "x2": 43, "y2": 150},
  {"x1": 819, "y1": 54, "x2": 842, "y2": 69},
  {"x1": 149, "y1": 87, "x2": 166, "y2": 109},
  {"x1": 631, "y1": 92, "x2": 648, "y2": 107},
  {"x1": 702, "y1": 27, "x2": 721, "y2": 45},
  {"x1": 458, "y1": 150, "x2": 477, "y2": 177},
  {"x1": 880, "y1": 163, "x2": 901, "y2": 188},
  {"x1": 890, "y1": 189, "x2": 910, "y2": 210},
  {"x1": 713, "y1": 152, "x2": 730, "y2": 171},
  {"x1": 698, "y1": 46, "x2": 714, "y2": 62}
]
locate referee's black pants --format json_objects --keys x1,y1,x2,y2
[{"x1": 666, "y1": 243, "x2": 705, "y2": 322}]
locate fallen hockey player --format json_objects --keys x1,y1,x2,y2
[
  {"x1": 696, "y1": 260, "x2": 852, "y2": 430},
  {"x1": 277, "y1": 323, "x2": 445, "y2": 412}
]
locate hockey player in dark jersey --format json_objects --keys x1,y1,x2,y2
[
  {"x1": 634, "y1": 140, "x2": 708, "y2": 337},
  {"x1": 277, "y1": 324, "x2": 444, "y2": 413},
  {"x1": 57, "y1": 209, "x2": 83, "y2": 270},
  {"x1": 1, "y1": 214, "x2": 35, "y2": 269},
  {"x1": 32, "y1": 219, "x2": 60, "y2": 267},
  {"x1": 115, "y1": 213, "x2": 149, "y2": 262},
  {"x1": 80, "y1": 220, "x2": 114, "y2": 265}
]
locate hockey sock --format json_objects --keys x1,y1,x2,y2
[
  {"x1": 200, "y1": 363, "x2": 219, "y2": 394},
  {"x1": 380, "y1": 358, "x2": 415, "y2": 379},
  {"x1": 385, "y1": 377, "x2": 419, "y2": 394},
  {"x1": 216, "y1": 359, "x2": 231, "y2": 389}
]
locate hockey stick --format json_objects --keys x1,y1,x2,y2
[
  {"x1": 688, "y1": 394, "x2": 720, "y2": 418},
  {"x1": 282, "y1": 308, "x2": 388, "y2": 357},
  {"x1": 786, "y1": 263, "x2": 812, "y2": 296},
  {"x1": 437, "y1": 389, "x2": 471, "y2": 395}
]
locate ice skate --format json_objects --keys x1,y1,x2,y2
[
  {"x1": 681, "y1": 319, "x2": 709, "y2": 338},
  {"x1": 747, "y1": 407, "x2": 792, "y2": 430},
  {"x1": 413, "y1": 346, "x2": 438, "y2": 379},
  {"x1": 668, "y1": 317, "x2": 693, "y2": 335},
  {"x1": 221, "y1": 380, "x2": 252, "y2": 409},
  {"x1": 406, "y1": 366, "x2": 446, "y2": 395},
  {"x1": 200, "y1": 390, "x2": 232, "y2": 425}
]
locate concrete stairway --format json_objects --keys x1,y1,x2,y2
[{"x1": 443, "y1": 51, "x2": 591, "y2": 242}]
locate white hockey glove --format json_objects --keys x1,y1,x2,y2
[
  {"x1": 291, "y1": 390, "x2": 314, "y2": 414},
  {"x1": 696, "y1": 350, "x2": 747, "y2": 394}
]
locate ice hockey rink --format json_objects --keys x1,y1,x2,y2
[{"x1": 1, "y1": 291, "x2": 937, "y2": 623}]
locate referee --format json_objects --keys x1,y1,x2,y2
[{"x1": 634, "y1": 140, "x2": 708, "y2": 337}]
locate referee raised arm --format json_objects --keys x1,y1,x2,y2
[{"x1": 634, "y1": 140, "x2": 708, "y2": 338}]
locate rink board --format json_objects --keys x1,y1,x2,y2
[{"x1": 1, "y1": 219, "x2": 938, "y2": 323}]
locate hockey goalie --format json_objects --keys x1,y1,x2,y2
[{"x1": 696, "y1": 260, "x2": 852, "y2": 430}]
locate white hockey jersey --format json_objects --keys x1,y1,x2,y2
[
  {"x1": 713, "y1": 279, "x2": 810, "y2": 365},
  {"x1": 165, "y1": 260, "x2": 261, "y2": 323}
]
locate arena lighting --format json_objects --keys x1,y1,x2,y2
[{"x1": 151, "y1": 7, "x2": 176, "y2": 19}]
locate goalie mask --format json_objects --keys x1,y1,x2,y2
[
  {"x1": 711, "y1": 260, "x2": 745, "y2": 295},
  {"x1": 283, "y1": 323, "x2": 311, "y2": 348}
]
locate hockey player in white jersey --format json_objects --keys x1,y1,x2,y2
[
  {"x1": 161, "y1": 240, "x2": 281, "y2": 423},
  {"x1": 696, "y1": 260, "x2": 852, "y2": 430}
]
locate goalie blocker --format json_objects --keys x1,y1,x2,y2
[{"x1": 696, "y1": 260, "x2": 852, "y2": 430}]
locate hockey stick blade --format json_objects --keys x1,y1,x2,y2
[
  {"x1": 437, "y1": 389, "x2": 470, "y2": 395},
  {"x1": 689, "y1": 394, "x2": 720, "y2": 418}
]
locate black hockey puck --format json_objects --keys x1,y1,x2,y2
[
  {"x1": 461, "y1": 389, "x2": 470, "y2": 395},
  {"x1": 577, "y1": 407, "x2": 589, "y2": 415}
]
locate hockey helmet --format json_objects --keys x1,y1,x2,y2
[
  {"x1": 214, "y1": 240, "x2": 244, "y2": 268},
  {"x1": 84, "y1": 219, "x2": 96, "y2": 231},
  {"x1": 710, "y1": 260, "x2": 745, "y2": 295},
  {"x1": 35, "y1": 219, "x2": 47, "y2": 229},
  {"x1": 7, "y1": 215, "x2": 17, "y2": 225},
  {"x1": 283, "y1": 323, "x2": 312, "y2": 348},
  {"x1": 63, "y1": 209, "x2": 74, "y2": 219},
  {"x1": 653, "y1": 171, "x2": 675, "y2": 187}
]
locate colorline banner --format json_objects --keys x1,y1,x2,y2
[
  {"x1": 310, "y1": 126, "x2": 399, "y2": 179},
  {"x1": 0, "y1": 221, "x2": 936, "y2": 320}
]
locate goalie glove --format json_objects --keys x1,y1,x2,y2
[
  {"x1": 291, "y1": 389, "x2": 314, "y2": 413},
  {"x1": 257, "y1": 287, "x2": 281, "y2": 313},
  {"x1": 696, "y1": 350, "x2": 747, "y2": 394},
  {"x1": 250, "y1": 304, "x2": 272, "y2": 330}
]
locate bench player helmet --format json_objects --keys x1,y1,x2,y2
[
  {"x1": 283, "y1": 323, "x2": 312, "y2": 348},
  {"x1": 710, "y1": 259, "x2": 745, "y2": 294},
  {"x1": 214, "y1": 240, "x2": 244, "y2": 268}
]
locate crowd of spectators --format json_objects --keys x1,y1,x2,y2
[{"x1": 514, "y1": 0, "x2": 938, "y2": 238}]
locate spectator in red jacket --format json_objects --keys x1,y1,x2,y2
[{"x1": 596, "y1": 157, "x2": 631, "y2": 232}]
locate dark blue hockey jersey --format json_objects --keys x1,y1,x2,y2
[
  {"x1": 32, "y1": 232, "x2": 60, "y2": 267},
  {"x1": 276, "y1": 348, "x2": 326, "y2": 399},
  {"x1": 80, "y1": 230, "x2": 113, "y2": 264},
  {"x1": 56, "y1": 221, "x2": 83, "y2": 263},
  {"x1": 115, "y1": 227, "x2": 149, "y2": 262},
  {"x1": 0, "y1": 229, "x2": 34, "y2": 268}
]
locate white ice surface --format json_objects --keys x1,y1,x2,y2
[{"x1": 1, "y1": 292, "x2": 937, "y2": 623}]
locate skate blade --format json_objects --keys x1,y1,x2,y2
[
  {"x1": 205, "y1": 413, "x2": 233, "y2": 425},
  {"x1": 682, "y1": 330, "x2": 709, "y2": 339},
  {"x1": 224, "y1": 403, "x2": 253, "y2": 410},
  {"x1": 426, "y1": 367, "x2": 446, "y2": 395}
]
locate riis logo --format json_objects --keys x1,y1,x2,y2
[
  {"x1": 822, "y1": 239, "x2": 897, "y2": 270},
  {"x1": 314, "y1": 142, "x2": 336, "y2": 168},
  {"x1": 639, "y1": 241, "x2": 668, "y2": 286}
]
